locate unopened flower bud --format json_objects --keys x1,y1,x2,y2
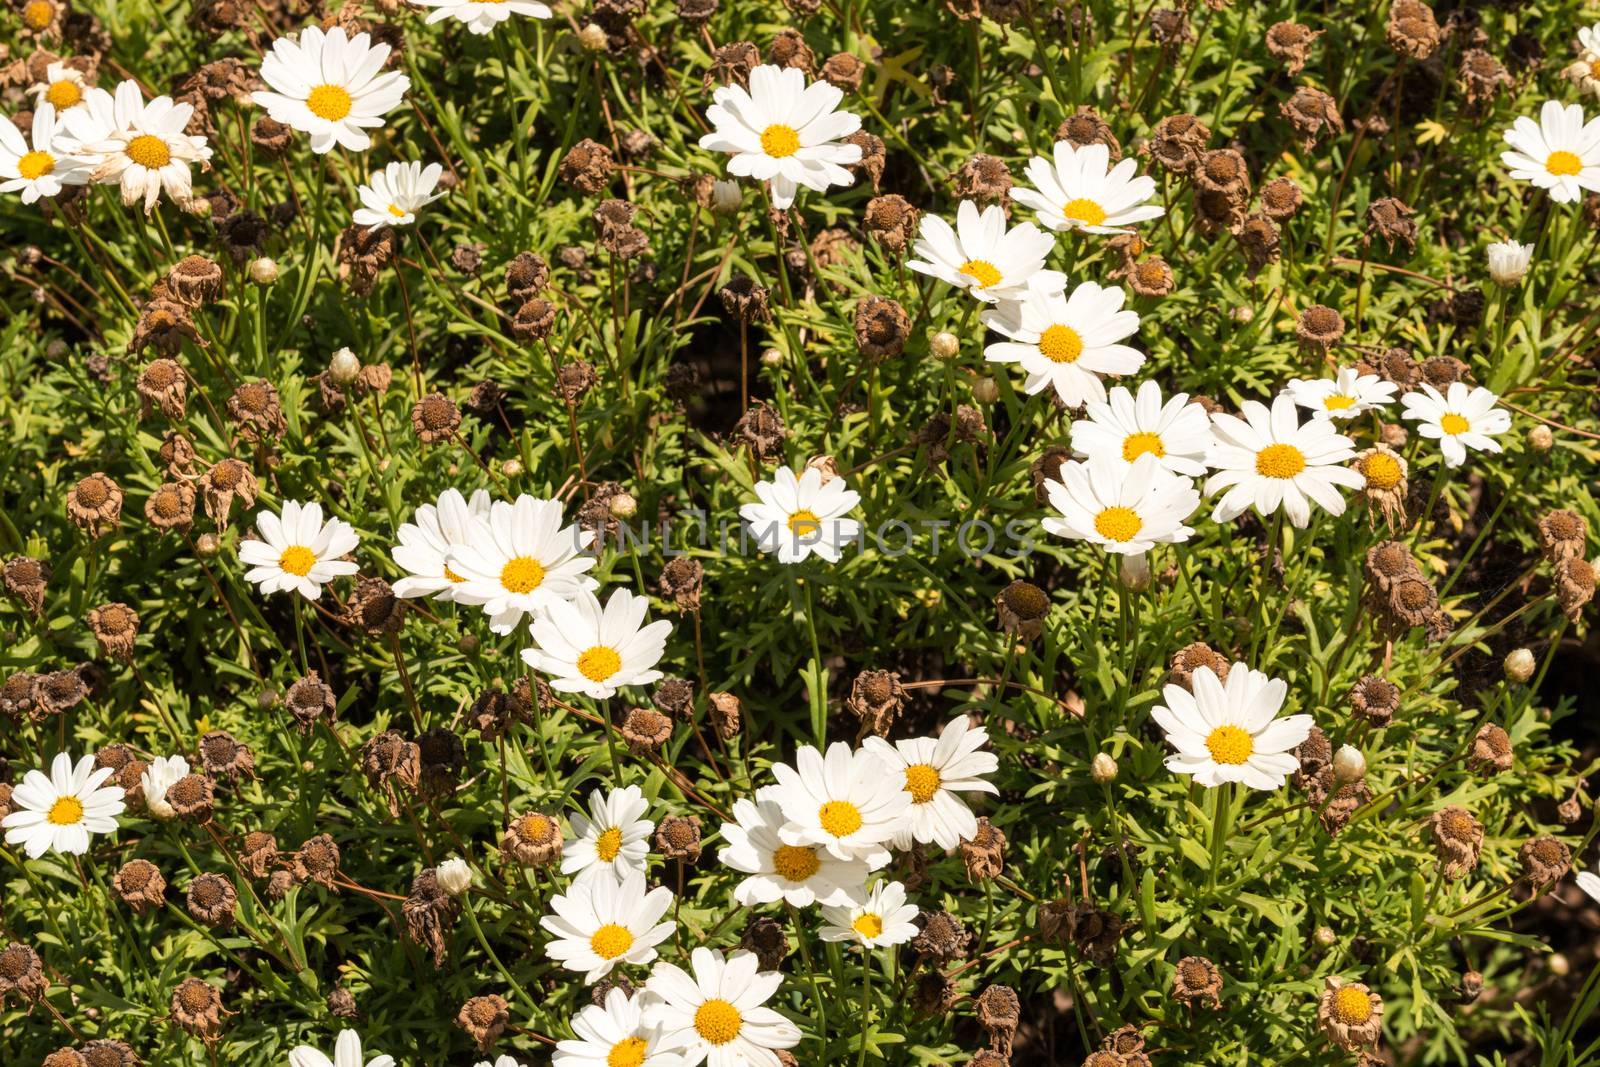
[
  {"x1": 929, "y1": 331, "x2": 959, "y2": 359},
  {"x1": 609, "y1": 492, "x2": 637, "y2": 519},
  {"x1": 1549, "y1": 952, "x2": 1571, "y2": 977},
  {"x1": 329, "y1": 347, "x2": 360, "y2": 386},
  {"x1": 711, "y1": 179, "x2": 742, "y2": 214},
  {"x1": 1230, "y1": 305, "x2": 1254, "y2": 323},
  {"x1": 760, "y1": 348, "x2": 783, "y2": 367},
  {"x1": 1504, "y1": 647, "x2": 1536, "y2": 684},
  {"x1": 185, "y1": 196, "x2": 213, "y2": 219},
  {"x1": 578, "y1": 23, "x2": 608, "y2": 51},
  {"x1": 1333, "y1": 745, "x2": 1366, "y2": 783},
  {"x1": 1486, "y1": 240, "x2": 1533, "y2": 288},
  {"x1": 436, "y1": 857, "x2": 472, "y2": 897},
  {"x1": 1313, "y1": 926, "x2": 1337, "y2": 948},
  {"x1": 1528, "y1": 425, "x2": 1553, "y2": 453},
  {"x1": 1090, "y1": 752, "x2": 1117, "y2": 783},
  {"x1": 971, "y1": 376, "x2": 999, "y2": 405},
  {"x1": 500, "y1": 459, "x2": 524, "y2": 478},
  {"x1": 1118, "y1": 552, "x2": 1151, "y2": 592},
  {"x1": 195, "y1": 532, "x2": 221, "y2": 557},
  {"x1": 248, "y1": 257, "x2": 279, "y2": 285}
]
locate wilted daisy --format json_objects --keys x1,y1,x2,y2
[
  {"x1": 861, "y1": 715, "x2": 998, "y2": 850},
  {"x1": 444, "y1": 494, "x2": 598, "y2": 634},
  {"x1": 908, "y1": 199, "x2": 1066, "y2": 303},
  {"x1": 1400, "y1": 382, "x2": 1511, "y2": 469},
  {"x1": 818, "y1": 880, "x2": 920, "y2": 949},
  {"x1": 0, "y1": 103, "x2": 93, "y2": 204},
  {"x1": 1563, "y1": 25, "x2": 1600, "y2": 99},
  {"x1": 288, "y1": 1031, "x2": 394, "y2": 1067},
  {"x1": 541, "y1": 868, "x2": 676, "y2": 984},
  {"x1": 1151, "y1": 662, "x2": 1313, "y2": 790},
  {"x1": 1070, "y1": 380, "x2": 1213, "y2": 477},
  {"x1": 139, "y1": 754, "x2": 190, "y2": 820},
  {"x1": 563, "y1": 785, "x2": 653, "y2": 882},
  {"x1": 414, "y1": 0, "x2": 551, "y2": 34},
  {"x1": 1041, "y1": 454, "x2": 1200, "y2": 556},
  {"x1": 643, "y1": 948, "x2": 802, "y2": 1067},
  {"x1": 521, "y1": 588, "x2": 673, "y2": 699},
  {"x1": 768, "y1": 742, "x2": 911, "y2": 862},
  {"x1": 239, "y1": 500, "x2": 361, "y2": 600},
  {"x1": 1013, "y1": 141, "x2": 1164, "y2": 235},
  {"x1": 64, "y1": 81, "x2": 212, "y2": 213},
  {"x1": 1501, "y1": 100, "x2": 1600, "y2": 203},
  {"x1": 1205, "y1": 393, "x2": 1363, "y2": 528},
  {"x1": 2, "y1": 752, "x2": 125, "y2": 859},
  {"x1": 27, "y1": 61, "x2": 90, "y2": 112},
  {"x1": 981, "y1": 279, "x2": 1144, "y2": 407},
  {"x1": 554, "y1": 987, "x2": 684, "y2": 1067},
  {"x1": 251, "y1": 26, "x2": 411, "y2": 154},
  {"x1": 740, "y1": 466, "x2": 861, "y2": 564},
  {"x1": 718, "y1": 796, "x2": 872, "y2": 907},
  {"x1": 1285, "y1": 367, "x2": 1398, "y2": 421},
  {"x1": 698, "y1": 63, "x2": 862, "y2": 210},
  {"x1": 1486, "y1": 240, "x2": 1533, "y2": 287},
  {"x1": 390, "y1": 487, "x2": 492, "y2": 602},
  {"x1": 352, "y1": 160, "x2": 445, "y2": 231}
]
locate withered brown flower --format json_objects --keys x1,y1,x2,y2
[{"x1": 67, "y1": 473, "x2": 123, "y2": 536}]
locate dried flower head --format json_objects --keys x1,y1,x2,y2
[
  {"x1": 559, "y1": 138, "x2": 615, "y2": 194},
  {"x1": 655, "y1": 813, "x2": 702, "y2": 862},
  {"x1": 1537, "y1": 509, "x2": 1588, "y2": 565},
  {"x1": 1348, "y1": 675, "x2": 1400, "y2": 727},
  {"x1": 285, "y1": 671, "x2": 336, "y2": 733},
  {"x1": 166, "y1": 254, "x2": 222, "y2": 307},
  {"x1": 996, "y1": 579, "x2": 1050, "y2": 640},
  {"x1": 198, "y1": 729, "x2": 254, "y2": 780},
  {"x1": 1387, "y1": 0, "x2": 1440, "y2": 60},
  {"x1": 404, "y1": 871, "x2": 460, "y2": 964},
  {"x1": 3, "y1": 556, "x2": 50, "y2": 618},
  {"x1": 1468, "y1": 723, "x2": 1512, "y2": 775},
  {"x1": 1365, "y1": 197, "x2": 1418, "y2": 255},
  {"x1": 1259, "y1": 176, "x2": 1303, "y2": 221},
  {"x1": 226, "y1": 380, "x2": 287, "y2": 442},
  {"x1": 1517, "y1": 836, "x2": 1571, "y2": 893},
  {"x1": 136, "y1": 358, "x2": 187, "y2": 419},
  {"x1": 87, "y1": 602, "x2": 140, "y2": 662},
  {"x1": 1143, "y1": 113, "x2": 1211, "y2": 175},
  {"x1": 620, "y1": 706, "x2": 673, "y2": 755},
  {"x1": 854, "y1": 294, "x2": 911, "y2": 359},
  {"x1": 362, "y1": 731, "x2": 421, "y2": 816},
  {"x1": 144, "y1": 480, "x2": 196, "y2": 532},
  {"x1": 0, "y1": 942, "x2": 47, "y2": 1006},
  {"x1": 719, "y1": 274, "x2": 771, "y2": 325},
  {"x1": 1265, "y1": 21, "x2": 1320, "y2": 75},
  {"x1": 1556, "y1": 557, "x2": 1596, "y2": 623},
  {"x1": 1172, "y1": 955, "x2": 1223, "y2": 1009},
  {"x1": 67, "y1": 473, "x2": 123, "y2": 536},
  {"x1": 733, "y1": 401, "x2": 786, "y2": 462},
  {"x1": 739, "y1": 915, "x2": 790, "y2": 971},
  {"x1": 186, "y1": 872, "x2": 237, "y2": 928},
  {"x1": 960, "y1": 817, "x2": 1006, "y2": 882},
  {"x1": 199, "y1": 458, "x2": 258, "y2": 525},
  {"x1": 293, "y1": 834, "x2": 341, "y2": 889},
  {"x1": 951, "y1": 152, "x2": 1012, "y2": 205},
  {"x1": 864, "y1": 194, "x2": 919, "y2": 253},
  {"x1": 1169, "y1": 642, "x2": 1231, "y2": 691},
  {"x1": 1054, "y1": 106, "x2": 1121, "y2": 158},
  {"x1": 1318, "y1": 976, "x2": 1383, "y2": 1050},
  {"x1": 240, "y1": 830, "x2": 278, "y2": 878},
  {"x1": 911, "y1": 909, "x2": 972, "y2": 965},
  {"x1": 1296, "y1": 304, "x2": 1345, "y2": 356},
  {"x1": 501, "y1": 812, "x2": 562, "y2": 866},
  {"x1": 708, "y1": 691, "x2": 742, "y2": 740},
  {"x1": 975, "y1": 984, "x2": 1020, "y2": 1055},
  {"x1": 410, "y1": 392, "x2": 460, "y2": 445},
  {"x1": 847, "y1": 668, "x2": 906, "y2": 738},
  {"x1": 1431, "y1": 806, "x2": 1484, "y2": 880},
  {"x1": 1281, "y1": 86, "x2": 1345, "y2": 151}
]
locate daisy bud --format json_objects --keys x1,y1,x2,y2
[
  {"x1": 1090, "y1": 752, "x2": 1118, "y2": 783},
  {"x1": 1485, "y1": 240, "x2": 1533, "y2": 287},
  {"x1": 710, "y1": 179, "x2": 742, "y2": 214},
  {"x1": 500, "y1": 458, "x2": 524, "y2": 477},
  {"x1": 608, "y1": 492, "x2": 637, "y2": 519},
  {"x1": 929, "y1": 331, "x2": 959, "y2": 359},
  {"x1": 1332, "y1": 745, "x2": 1366, "y2": 783},
  {"x1": 248, "y1": 257, "x2": 279, "y2": 285},
  {"x1": 1230, "y1": 305, "x2": 1254, "y2": 323},
  {"x1": 971, "y1": 377, "x2": 1000, "y2": 405},
  {"x1": 1549, "y1": 952, "x2": 1571, "y2": 977},
  {"x1": 1118, "y1": 552, "x2": 1151, "y2": 592},
  {"x1": 578, "y1": 23, "x2": 609, "y2": 51},
  {"x1": 436, "y1": 857, "x2": 473, "y2": 897},
  {"x1": 1504, "y1": 647, "x2": 1536, "y2": 683},
  {"x1": 195, "y1": 532, "x2": 221, "y2": 558},
  {"x1": 1313, "y1": 926, "x2": 1337, "y2": 948},
  {"x1": 185, "y1": 196, "x2": 213, "y2": 219},
  {"x1": 1528, "y1": 424, "x2": 1554, "y2": 452},
  {"x1": 329, "y1": 347, "x2": 360, "y2": 386}
]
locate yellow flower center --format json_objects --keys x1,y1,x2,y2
[
  {"x1": 278, "y1": 545, "x2": 317, "y2": 576},
  {"x1": 788, "y1": 509, "x2": 821, "y2": 539},
  {"x1": 17, "y1": 150, "x2": 54, "y2": 180},
  {"x1": 1094, "y1": 506, "x2": 1144, "y2": 542},
  {"x1": 1255, "y1": 443, "x2": 1306, "y2": 479},
  {"x1": 443, "y1": 564, "x2": 466, "y2": 583},
  {"x1": 306, "y1": 83, "x2": 354, "y2": 121},
  {"x1": 852, "y1": 912, "x2": 884, "y2": 940},
  {"x1": 1121, "y1": 431, "x2": 1166, "y2": 461},
  {"x1": 772, "y1": 843, "x2": 821, "y2": 882},
  {"x1": 760, "y1": 123, "x2": 801, "y2": 158},
  {"x1": 387, "y1": 203, "x2": 407, "y2": 218},
  {"x1": 1332, "y1": 985, "x2": 1374, "y2": 1025},
  {"x1": 1546, "y1": 150, "x2": 1584, "y2": 176},
  {"x1": 45, "y1": 80, "x2": 81, "y2": 109},
  {"x1": 1061, "y1": 197, "x2": 1108, "y2": 227},
  {"x1": 595, "y1": 826, "x2": 623, "y2": 862},
  {"x1": 577, "y1": 646, "x2": 622, "y2": 682},
  {"x1": 1037, "y1": 324, "x2": 1084, "y2": 363},
  {"x1": 1322, "y1": 395, "x2": 1357, "y2": 411},
  {"x1": 1361, "y1": 453, "x2": 1403, "y2": 490},
  {"x1": 499, "y1": 556, "x2": 546, "y2": 593},
  {"x1": 693, "y1": 999, "x2": 743, "y2": 1045},
  {"x1": 607, "y1": 1037, "x2": 648, "y2": 1067},
  {"x1": 904, "y1": 763, "x2": 941, "y2": 803},
  {"x1": 1591, "y1": 60, "x2": 1600, "y2": 78},
  {"x1": 589, "y1": 922, "x2": 635, "y2": 960},
  {"x1": 126, "y1": 134, "x2": 171, "y2": 170},
  {"x1": 47, "y1": 796, "x2": 84, "y2": 825},
  {"x1": 22, "y1": 0, "x2": 54, "y2": 30},
  {"x1": 1205, "y1": 725, "x2": 1254, "y2": 765},
  {"x1": 959, "y1": 259, "x2": 1003, "y2": 289},
  {"x1": 817, "y1": 800, "x2": 863, "y2": 838},
  {"x1": 1439, "y1": 413, "x2": 1470, "y2": 435}
]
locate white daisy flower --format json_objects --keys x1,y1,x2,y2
[
  {"x1": 1012, "y1": 141, "x2": 1164, "y2": 235},
  {"x1": 1563, "y1": 25, "x2": 1600, "y2": 99},
  {"x1": 475, "y1": 1059, "x2": 519, "y2": 1067},
  {"x1": 0, "y1": 103, "x2": 93, "y2": 204},
  {"x1": 1500, "y1": 100, "x2": 1600, "y2": 204},
  {"x1": 28, "y1": 62, "x2": 90, "y2": 113},
  {"x1": 1, "y1": 752, "x2": 125, "y2": 859},
  {"x1": 520, "y1": 588, "x2": 673, "y2": 700},
  {"x1": 251, "y1": 26, "x2": 411, "y2": 154},
  {"x1": 288, "y1": 1030, "x2": 395, "y2": 1067},
  {"x1": 444, "y1": 494, "x2": 598, "y2": 635},
  {"x1": 818, "y1": 880, "x2": 920, "y2": 949},
  {"x1": 553, "y1": 987, "x2": 685, "y2": 1067},
  {"x1": 908, "y1": 199, "x2": 1066, "y2": 303},
  {"x1": 1040, "y1": 453, "x2": 1200, "y2": 557},
  {"x1": 63, "y1": 81, "x2": 212, "y2": 214},
  {"x1": 717, "y1": 796, "x2": 873, "y2": 907},
  {"x1": 390, "y1": 487, "x2": 492, "y2": 602},
  {"x1": 238, "y1": 499, "x2": 361, "y2": 601},
  {"x1": 1284, "y1": 367, "x2": 1398, "y2": 421},
  {"x1": 1070, "y1": 380, "x2": 1213, "y2": 477},
  {"x1": 981, "y1": 279, "x2": 1144, "y2": 407},
  {"x1": 1205, "y1": 393, "x2": 1363, "y2": 529},
  {"x1": 767, "y1": 742, "x2": 912, "y2": 863},
  {"x1": 1577, "y1": 865, "x2": 1600, "y2": 904},
  {"x1": 352, "y1": 160, "x2": 445, "y2": 231},
  {"x1": 861, "y1": 715, "x2": 999, "y2": 850},
  {"x1": 1399, "y1": 382, "x2": 1512, "y2": 469},
  {"x1": 540, "y1": 868, "x2": 676, "y2": 984},
  {"x1": 698, "y1": 63, "x2": 862, "y2": 210},
  {"x1": 1151, "y1": 661, "x2": 1313, "y2": 790},
  {"x1": 643, "y1": 948, "x2": 802, "y2": 1067},
  {"x1": 739, "y1": 466, "x2": 862, "y2": 565},
  {"x1": 139, "y1": 754, "x2": 190, "y2": 820},
  {"x1": 1486, "y1": 240, "x2": 1533, "y2": 287},
  {"x1": 563, "y1": 785, "x2": 654, "y2": 882},
  {"x1": 414, "y1": 0, "x2": 552, "y2": 34}
]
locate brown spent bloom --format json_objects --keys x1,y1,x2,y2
[
  {"x1": 1259, "y1": 176, "x2": 1303, "y2": 221},
  {"x1": 186, "y1": 873, "x2": 237, "y2": 928},
  {"x1": 129, "y1": 295, "x2": 206, "y2": 357},
  {"x1": 32, "y1": 668, "x2": 89, "y2": 717},
  {"x1": 705, "y1": 40, "x2": 760, "y2": 90},
  {"x1": 1459, "y1": 48, "x2": 1510, "y2": 106},
  {"x1": 910, "y1": 909, "x2": 972, "y2": 964},
  {"x1": 327, "y1": 986, "x2": 359, "y2": 1019},
  {"x1": 199, "y1": 729, "x2": 255, "y2": 780},
  {"x1": 226, "y1": 380, "x2": 287, "y2": 441},
  {"x1": 621, "y1": 706, "x2": 673, "y2": 755},
  {"x1": 1054, "y1": 106, "x2": 1121, "y2": 159},
  {"x1": 250, "y1": 114, "x2": 294, "y2": 156},
  {"x1": 1142, "y1": 113, "x2": 1211, "y2": 175},
  {"x1": 555, "y1": 359, "x2": 596, "y2": 403},
  {"x1": 1387, "y1": 0, "x2": 1440, "y2": 60},
  {"x1": 733, "y1": 401, "x2": 786, "y2": 462},
  {"x1": 403, "y1": 868, "x2": 458, "y2": 965},
  {"x1": 78, "y1": 1040, "x2": 139, "y2": 1067},
  {"x1": 165, "y1": 773, "x2": 215, "y2": 821},
  {"x1": 1468, "y1": 723, "x2": 1512, "y2": 775},
  {"x1": 1281, "y1": 86, "x2": 1345, "y2": 152},
  {"x1": 975, "y1": 984, "x2": 1020, "y2": 1056},
  {"x1": 145, "y1": 480, "x2": 196, "y2": 532},
  {"x1": 1348, "y1": 674, "x2": 1400, "y2": 727},
  {"x1": 719, "y1": 274, "x2": 771, "y2": 324},
  {"x1": 266, "y1": 870, "x2": 294, "y2": 901},
  {"x1": 593, "y1": 198, "x2": 650, "y2": 258},
  {"x1": 0, "y1": 942, "x2": 47, "y2": 1005},
  {"x1": 416, "y1": 728, "x2": 466, "y2": 800},
  {"x1": 344, "y1": 576, "x2": 406, "y2": 636},
  {"x1": 996, "y1": 579, "x2": 1051, "y2": 640},
  {"x1": 911, "y1": 970, "x2": 959, "y2": 1018},
  {"x1": 1555, "y1": 557, "x2": 1596, "y2": 623},
  {"x1": 469, "y1": 684, "x2": 531, "y2": 741},
  {"x1": 501, "y1": 812, "x2": 563, "y2": 867},
  {"x1": 1169, "y1": 642, "x2": 1231, "y2": 691},
  {"x1": 42, "y1": 1049, "x2": 87, "y2": 1067},
  {"x1": 820, "y1": 51, "x2": 864, "y2": 92},
  {"x1": 68, "y1": 473, "x2": 123, "y2": 536},
  {"x1": 1041, "y1": 901, "x2": 1123, "y2": 966},
  {"x1": 766, "y1": 27, "x2": 813, "y2": 72},
  {"x1": 410, "y1": 392, "x2": 460, "y2": 445},
  {"x1": 505, "y1": 251, "x2": 549, "y2": 301},
  {"x1": 1518, "y1": 836, "x2": 1571, "y2": 893},
  {"x1": 1365, "y1": 197, "x2": 1418, "y2": 255},
  {"x1": 708, "y1": 691, "x2": 743, "y2": 740},
  {"x1": 1150, "y1": 7, "x2": 1194, "y2": 56},
  {"x1": 170, "y1": 977, "x2": 226, "y2": 1042},
  {"x1": 1296, "y1": 304, "x2": 1345, "y2": 356},
  {"x1": 285, "y1": 671, "x2": 336, "y2": 733},
  {"x1": 240, "y1": 830, "x2": 278, "y2": 878},
  {"x1": 559, "y1": 138, "x2": 615, "y2": 194},
  {"x1": 293, "y1": 834, "x2": 341, "y2": 889},
  {"x1": 1318, "y1": 976, "x2": 1384, "y2": 1050},
  {"x1": 166, "y1": 254, "x2": 222, "y2": 307},
  {"x1": 952, "y1": 153, "x2": 1012, "y2": 206},
  {"x1": 3, "y1": 555, "x2": 50, "y2": 617},
  {"x1": 651, "y1": 678, "x2": 695, "y2": 722},
  {"x1": 136, "y1": 357, "x2": 187, "y2": 419},
  {"x1": 863, "y1": 194, "x2": 919, "y2": 253},
  {"x1": 455, "y1": 993, "x2": 510, "y2": 1053},
  {"x1": 1126, "y1": 255, "x2": 1176, "y2": 298},
  {"x1": 1265, "y1": 21, "x2": 1320, "y2": 75},
  {"x1": 1172, "y1": 955, "x2": 1223, "y2": 1009},
  {"x1": 88, "y1": 602, "x2": 140, "y2": 662},
  {"x1": 656, "y1": 814, "x2": 703, "y2": 862},
  {"x1": 1029, "y1": 447, "x2": 1070, "y2": 505},
  {"x1": 847, "y1": 669, "x2": 906, "y2": 739},
  {"x1": 959, "y1": 817, "x2": 1006, "y2": 883},
  {"x1": 511, "y1": 297, "x2": 557, "y2": 342},
  {"x1": 159, "y1": 431, "x2": 196, "y2": 480},
  {"x1": 336, "y1": 224, "x2": 399, "y2": 298},
  {"x1": 1431, "y1": 806, "x2": 1484, "y2": 880},
  {"x1": 1537, "y1": 509, "x2": 1588, "y2": 565},
  {"x1": 1364, "y1": 539, "x2": 1419, "y2": 593},
  {"x1": 854, "y1": 295, "x2": 910, "y2": 359},
  {"x1": 362, "y1": 730, "x2": 421, "y2": 816},
  {"x1": 1236, "y1": 214, "x2": 1280, "y2": 278},
  {"x1": 199, "y1": 458, "x2": 258, "y2": 525},
  {"x1": 658, "y1": 556, "x2": 704, "y2": 612},
  {"x1": 739, "y1": 915, "x2": 790, "y2": 970},
  {"x1": 0, "y1": 671, "x2": 37, "y2": 721},
  {"x1": 842, "y1": 130, "x2": 885, "y2": 190}
]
